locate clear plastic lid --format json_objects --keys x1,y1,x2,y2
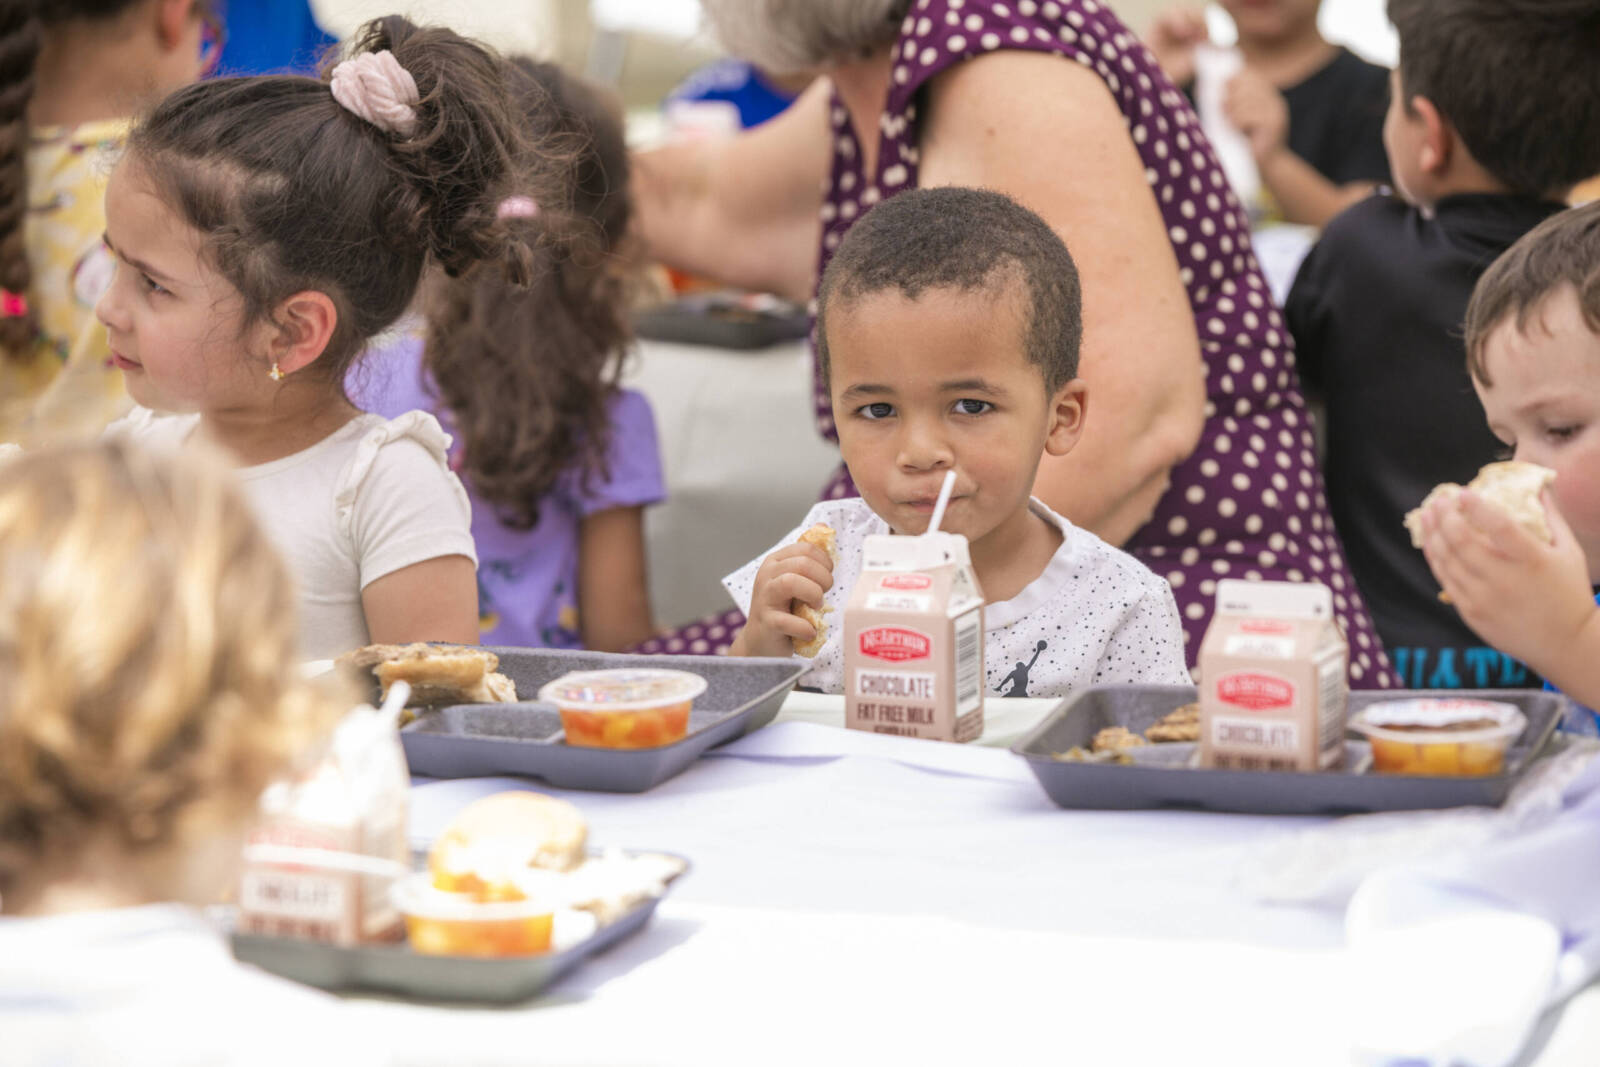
[
  {"x1": 1350, "y1": 698, "x2": 1525, "y2": 741},
  {"x1": 537, "y1": 668, "x2": 708, "y2": 712}
]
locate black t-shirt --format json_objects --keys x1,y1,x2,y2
[
  {"x1": 1181, "y1": 46, "x2": 1391, "y2": 186},
  {"x1": 1288, "y1": 193, "x2": 1567, "y2": 689},
  {"x1": 1282, "y1": 47, "x2": 1392, "y2": 186}
]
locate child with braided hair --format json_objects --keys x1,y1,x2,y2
[{"x1": 0, "y1": 0, "x2": 214, "y2": 441}]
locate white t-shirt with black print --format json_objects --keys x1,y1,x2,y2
[{"x1": 724, "y1": 497, "x2": 1194, "y2": 699}]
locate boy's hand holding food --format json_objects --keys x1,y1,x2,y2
[
  {"x1": 731, "y1": 524, "x2": 836, "y2": 659},
  {"x1": 1416, "y1": 486, "x2": 1600, "y2": 681}
]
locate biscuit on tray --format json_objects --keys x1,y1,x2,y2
[{"x1": 1144, "y1": 702, "x2": 1201, "y2": 743}]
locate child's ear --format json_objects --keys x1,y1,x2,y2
[
  {"x1": 1410, "y1": 94, "x2": 1454, "y2": 178},
  {"x1": 264, "y1": 291, "x2": 339, "y2": 377},
  {"x1": 154, "y1": 0, "x2": 197, "y2": 50},
  {"x1": 1043, "y1": 378, "x2": 1087, "y2": 457}
]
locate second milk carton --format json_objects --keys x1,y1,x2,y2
[
  {"x1": 1198, "y1": 579, "x2": 1348, "y2": 771},
  {"x1": 843, "y1": 531, "x2": 984, "y2": 742}
]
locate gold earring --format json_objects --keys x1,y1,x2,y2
[{"x1": 269, "y1": 362, "x2": 284, "y2": 381}]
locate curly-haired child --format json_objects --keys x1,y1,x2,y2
[
  {"x1": 0, "y1": 439, "x2": 379, "y2": 1064},
  {"x1": 355, "y1": 59, "x2": 664, "y2": 652}
]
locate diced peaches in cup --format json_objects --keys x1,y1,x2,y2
[
  {"x1": 1349, "y1": 699, "x2": 1526, "y2": 777},
  {"x1": 539, "y1": 669, "x2": 708, "y2": 750},
  {"x1": 391, "y1": 872, "x2": 555, "y2": 957}
]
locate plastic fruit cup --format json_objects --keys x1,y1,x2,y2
[
  {"x1": 539, "y1": 669, "x2": 708, "y2": 750},
  {"x1": 391, "y1": 872, "x2": 555, "y2": 957},
  {"x1": 1349, "y1": 699, "x2": 1526, "y2": 777}
]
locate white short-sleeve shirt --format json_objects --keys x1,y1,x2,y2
[
  {"x1": 724, "y1": 498, "x2": 1193, "y2": 699},
  {"x1": 0, "y1": 905, "x2": 386, "y2": 1066},
  {"x1": 110, "y1": 407, "x2": 476, "y2": 660}
]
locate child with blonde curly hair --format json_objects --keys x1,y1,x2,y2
[{"x1": 0, "y1": 440, "x2": 378, "y2": 1065}]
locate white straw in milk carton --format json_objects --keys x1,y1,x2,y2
[
  {"x1": 1199, "y1": 579, "x2": 1348, "y2": 771},
  {"x1": 843, "y1": 472, "x2": 985, "y2": 741}
]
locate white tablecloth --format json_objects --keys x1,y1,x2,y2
[{"x1": 326, "y1": 701, "x2": 1600, "y2": 1066}]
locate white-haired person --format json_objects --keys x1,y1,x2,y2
[{"x1": 632, "y1": 0, "x2": 1397, "y2": 688}]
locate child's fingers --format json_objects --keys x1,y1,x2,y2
[
  {"x1": 760, "y1": 550, "x2": 833, "y2": 594},
  {"x1": 1455, "y1": 489, "x2": 1537, "y2": 555},
  {"x1": 1542, "y1": 488, "x2": 1579, "y2": 551},
  {"x1": 764, "y1": 541, "x2": 835, "y2": 577},
  {"x1": 757, "y1": 608, "x2": 821, "y2": 644},
  {"x1": 1428, "y1": 494, "x2": 1505, "y2": 573},
  {"x1": 760, "y1": 570, "x2": 827, "y2": 612}
]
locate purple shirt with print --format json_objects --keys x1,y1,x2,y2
[{"x1": 352, "y1": 337, "x2": 665, "y2": 649}]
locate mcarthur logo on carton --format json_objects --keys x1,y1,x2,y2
[
  {"x1": 1199, "y1": 579, "x2": 1348, "y2": 771},
  {"x1": 844, "y1": 531, "x2": 984, "y2": 742}
]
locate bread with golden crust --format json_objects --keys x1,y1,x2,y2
[
  {"x1": 1405, "y1": 461, "x2": 1556, "y2": 547},
  {"x1": 337, "y1": 643, "x2": 517, "y2": 705},
  {"x1": 429, "y1": 791, "x2": 589, "y2": 898},
  {"x1": 792, "y1": 523, "x2": 838, "y2": 658}
]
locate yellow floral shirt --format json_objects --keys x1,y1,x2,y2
[{"x1": 1, "y1": 118, "x2": 129, "y2": 441}]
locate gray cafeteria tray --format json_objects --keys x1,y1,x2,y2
[
  {"x1": 230, "y1": 856, "x2": 685, "y2": 1003},
  {"x1": 396, "y1": 648, "x2": 803, "y2": 791},
  {"x1": 1012, "y1": 685, "x2": 1564, "y2": 814}
]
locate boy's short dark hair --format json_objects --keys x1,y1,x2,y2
[
  {"x1": 1465, "y1": 201, "x2": 1600, "y2": 385},
  {"x1": 1386, "y1": 0, "x2": 1600, "y2": 198},
  {"x1": 816, "y1": 186, "x2": 1082, "y2": 392}
]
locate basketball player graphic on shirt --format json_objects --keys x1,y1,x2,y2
[{"x1": 997, "y1": 640, "x2": 1048, "y2": 698}]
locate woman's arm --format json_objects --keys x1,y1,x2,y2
[
  {"x1": 920, "y1": 51, "x2": 1206, "y2": 545},
  {"x1": 361, "y1": 554, "x2": 480, "y2": 645},
  {"x1": 577, "y1": 506, "x2": 657, "y2": 652},
  {"x1": 631, "y1": 78, "x2": 834, "y2": 303}
]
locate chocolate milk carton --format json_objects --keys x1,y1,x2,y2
[
  {"x1": 1199, "y1": 579, "x2": 1348, "y2": 771},
  {"x1": 843, "y1": 531, "x2": 984, "y2": 741},
  {"x1": 237, "y1": 702, "x2": 409, "y2": 944}
]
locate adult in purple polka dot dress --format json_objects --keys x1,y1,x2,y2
[{"x1": 635, "y1": 0, "x2": 1396, "y2": 688}]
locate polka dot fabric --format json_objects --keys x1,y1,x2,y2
[{"x1": 810, "y1": 0, "x2": 1397, "y2": 687}]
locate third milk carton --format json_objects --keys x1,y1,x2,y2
[
  {"x1": 843, "y1": 531, "x2": 984, "y2": 742},
  {"x1": 1198, "y1": 579, "x2": 1348, "y2": 771}
]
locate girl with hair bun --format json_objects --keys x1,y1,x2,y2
[
  {"x1": 0, "y1": 0, "x2": 213, "y2": 441},
  {"x1": 99, "y1": 17, "x2": 546, "y2": 659}
]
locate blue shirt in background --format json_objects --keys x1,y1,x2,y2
[
  {"x1": 666, "y1": 59, "x2": 796, "y2": 129},
  {"x1": 217, "y1": 0, "x2": 338, "y2": 76}
]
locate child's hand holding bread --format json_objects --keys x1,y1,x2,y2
[
  {"x1": 730, "y1": 524, "x2": 837, "y2": 659},
  {"x1": 1410, "y1": 461, "x2": 1595, "y2": 675}
]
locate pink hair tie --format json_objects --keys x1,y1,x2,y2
[
  {"x1": 329, "y1": 51, "x2": 419, "y2": 138},
  {"x1": 0, "y1": 290, "x2": 27, "y2": 318},
  {"x1": 497, "y1": 195, "x2": 540, "y2": 220}
]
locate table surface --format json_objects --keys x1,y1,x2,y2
[{"x1": 315, "y1": 696, "x2": 1600, "y2": 1066}]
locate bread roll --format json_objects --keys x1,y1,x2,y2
[
  {"x1": 336, "y1": 642, "x2": 518, "y2": 705},
  {"x1": 1404, "y1": 461, "x2": 1556, "y2": 547},
  {"x1": 429, "y1": 791, "x2": 589, "y2": 899},
  {"x1": 792, "y1": 523, "x2": 837, "y2": 658}
]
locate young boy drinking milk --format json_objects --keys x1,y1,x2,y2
[{"x1": 726, "y1": 187, "x2": 1191, "y2": 699}]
